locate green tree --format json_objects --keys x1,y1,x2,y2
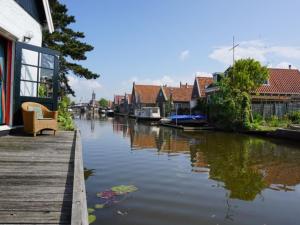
[
  {"x1": 209, "y1": 58, "x2": 269, "y2": 130},
  {"x1": 98, "y1": 98, "x2": 109, "y2": 108},
  {"x1": 43, "y1": 0, "x2": 100, "y2": 96}
]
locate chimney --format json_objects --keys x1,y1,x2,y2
[{"x1": 289, "y1": 65, "x2": 292, "y2": 69}]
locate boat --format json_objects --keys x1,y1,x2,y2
[
  {"x1": 168, "y1": 114, "x2": 208, "y2": 126},
  {"x1": 106, "y1": 109, "x2": 114, "y2": 117},
  {"x1": 135, "y1": 107, "x2": 161, "y2": 121}
]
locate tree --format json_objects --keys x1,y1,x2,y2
[
  {"x1": 209, "y1": 58, "x2": 269, "y2": 130},
  {"x1": 98, "y1": 98, "x2": 109, "y2": 108},
  {"x1": 43, "y1": 0, "x2": 100, "y2": 96}
]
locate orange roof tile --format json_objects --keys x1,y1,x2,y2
[
  {"x1": 257, "y1": 68, "x2": 300, "y2": 94},
  {"x1": 196, "y1": 77, "x2": 213, "y2": 97},
  {"x1": 162, "y1": 86, "x2": 193, "y2": 102},
  {"x1": 134, "y1": 84, "x2": 161, "y2": 104}
]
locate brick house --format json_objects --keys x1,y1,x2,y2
[
  {"x1": 156, "y1": 85, "x2": 193, "y2": 117},
  {"x1": 131, "y1": 83, "x2": 161, "y2": 113},
  {"x1": 205, "y1": 68, "x2": 300, "y2": 118},
  {"x1": 252, "y1": 68, "x2": 300, "y2": 117},
  {"x1": 190, "y1": 76, "x2": 213, "y2": 109}
]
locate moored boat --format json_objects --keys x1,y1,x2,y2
[{"x1": 135, "y1": 107, "x2": 161, "y2": 121}]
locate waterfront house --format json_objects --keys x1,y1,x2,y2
[
  {"x1": 156, "y1": 85, "x2": 193, "y2": 117},
  {"x1": 113, "y1": 94, "x2": 125, "y2": 112},
  {"x1": 205, "y1": 68, "x2": 300, "y2": 117},
  {"x1": 190, "y1": 76, "x2": 213, "y2": 109},
  {"x1": 118, "y1": 93, "x2": 132, "y2": 115},
  {"x1": 131, "y1": 83, "x2": 161, "y2": 113},
  {"x1": 251, "y1": 68, "x2": 300, "y2": 117},
  {"x1": 0, "y1": 0, "x2": 59, "y2": 133}
]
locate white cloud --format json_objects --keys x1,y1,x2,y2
[
  {"x1": 209, "y1": 40, "x2": 300, "y2": 67},
  {"x1": 275, "y1": 62, "x2": 297, "y2": 69},
  {"x1": 68, "y1": 76, "x2": 102, "y2": 102},
  {"x1": 122, "y1": 75, "x2": 196, "y2": 88},
  {"x1": 195, "y1": 71, "x2": 213, "y2": 77},
  {"x1": 179, "y1": 50, "x2": 190, "y2": 61}
]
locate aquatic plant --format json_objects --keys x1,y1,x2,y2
[
  {"x1": 88, "y1": 214, "x2": 96, "y2": 224},
  {"x1": 111, "y1": 185, "x2": 138, "y2": 195},
  {"x1": 95, "y1": 204, "x2": 105, "y2": 209},
  {"x1": 87, "y1": 208, "x2": 95, "y2": 213}
]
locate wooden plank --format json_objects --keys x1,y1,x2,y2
[
  {"x1": 0, "y1": 211, "x2": 70, "y2": 224},
  {"x1": 0, "y1": 185, "x2": 72, "y2": 194},
  {"x1": 71, "y1": 130, "x2": 88, "y2": 225},
  {"x1": 0, "y1": 201, "x2": 71, "y2": 212},
  {"x1": 0, "y1": 193, "x2": 73, "y2": 202},
  {"x1": 0, "y1": 156, "x2": 74, "y2": 163}
]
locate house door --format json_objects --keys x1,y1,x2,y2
[
  {"x1": 13, "y1": 42, "x2": 59, "y2": 125},
  {"x1": 0, "y1": 38, "x2": 6, "y2": 125}
]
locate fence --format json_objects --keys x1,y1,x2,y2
[{"x1": 252, "y1": 102, "x2": 300, "y2": 118}]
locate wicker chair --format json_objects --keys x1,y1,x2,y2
[{"x1": 21, "y1": 102, "x2": 58, "y2": 136}]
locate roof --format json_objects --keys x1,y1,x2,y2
[
  {"x1": 256, "y1": 68, "x2": 300, "y2": 94},
  {"x1": 196, "y1": 77, "x2": 214, "y2": 97},
  {"x1": 15, "y1": 0, "x2": 54, "y2": 33},
  {"x1": 162, "y1": 86, "x2": 193, "y2": 102},
  {"x1": 133, "y1": 84, "x2": 161, "y2": 104}
]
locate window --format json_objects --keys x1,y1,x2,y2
[
  {"x1": 20, "y1": 49, "x2": 54, "y2": 98},
  {"x1": 263, "y1": 79, "x2": 270, "y2": 86}
]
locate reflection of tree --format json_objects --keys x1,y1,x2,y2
[{"x1": 190, "y1": 134, "x2": 267, "y2": 201}]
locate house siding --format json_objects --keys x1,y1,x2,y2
[{"x1": 0, "y1": 0, "x2": 43, "y2": 46}]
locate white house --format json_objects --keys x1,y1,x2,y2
[{"x1": 0, "y1": 0, "x2": 59, "y2": 134}]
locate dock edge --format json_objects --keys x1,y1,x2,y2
[{"x1": 71, "y1": 129, "x2": 88, "y2": 225}]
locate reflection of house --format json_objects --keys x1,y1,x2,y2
[
  {"x1": 131, "y1": 83, "x2": 161, "y2": 113},
  {"x1": 190, "y1": 76, "x2": 213, "y2": 109},
  {"x1": 0, "y1": 1, "x2": 59, "y2": 130},
  {"x1": 130, "y1": 125, "x2": 158, "y2": 149},
  {"x1": 156, "y1": 85, "x2": 193, "y2": 117},
  {"x1": 158, "y1": 137, "x2": 190, "y2": 153}
]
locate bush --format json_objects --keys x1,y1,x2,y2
[
  {"x1": 288, "y1": 111, "x2": 300, "y2": 124},
  {"x1": 58, "y1": 96, "x2": 75, "y2": 131}
]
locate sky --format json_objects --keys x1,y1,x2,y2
[{"x1": 61, "y1": 0, "x2": 300, "y2": 102}]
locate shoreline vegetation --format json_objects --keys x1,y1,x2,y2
[{"x1": 194, "y1": 58, "x2": 300, "y2": 133}]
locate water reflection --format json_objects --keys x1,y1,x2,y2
[{"x1": 112, "y1": 118, "x2": 300, "y2": 201}]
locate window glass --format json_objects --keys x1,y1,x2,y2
[
  {"x1": 20, "y1": 81, "x2": 37, "y2": 97},
  {"x1": 38, "y1": 82, "x2": 53, "y2": 98},
  {"x1": 20, "y1": 50, "x2": 55, "y2": 99},
  {"x1": 21, "y1": 65, "x2": 38, "y2": 81},
  {"x1": 40, "y1": 53, "x2": 54, "y2": 69},
  {"x1": 21, "y1": 49, "x2": 38, "y2": 66},
  {"x1": 39, "y1": 68, "x2": 53, "y2": 83}
]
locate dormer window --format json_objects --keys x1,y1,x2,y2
[{"x1": 263, "y1": 79, "x2": 270, "y2": 86}]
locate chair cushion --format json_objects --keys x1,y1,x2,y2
[{"x1": 28, "y1": 106, "x2": 43, "y2": 119}]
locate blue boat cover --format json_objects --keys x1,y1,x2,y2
[{"x1": 169, "y1": 114, "x2": 207, "y2": 121}]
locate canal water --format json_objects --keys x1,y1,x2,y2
[{"x1": 76, "y1": 116, "x2": 300, "y2": 225}]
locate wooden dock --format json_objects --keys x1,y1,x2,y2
[{"x1": 0, "y1": 130, "x2": 88, "y2": 225}]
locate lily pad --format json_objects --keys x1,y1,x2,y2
[
  {"x1": 95, "y1": 204, "x2": 105, "y2": 209},
  {"x1": 111, "y1": 185, "x2": 138, "y2": 195},
  {"x1": 88, "y1": 214, "x2": 96, "y2": 224},
  {"x1": 88, "y1": 208, "x2": 95, "y2": 213}
]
